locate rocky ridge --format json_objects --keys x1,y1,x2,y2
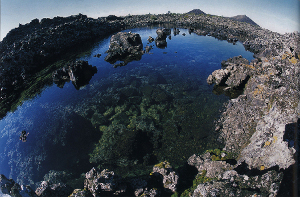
[{"x1": 0, "y1": 11, "x2": 299, "y2": 197}]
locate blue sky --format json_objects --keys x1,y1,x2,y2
[{"x1": 1, "y1": 0, "x2": 299, "y2": 40}]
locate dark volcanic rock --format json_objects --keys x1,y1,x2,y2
[
  {"x1": 0, "y1": 14, "x2": 123, "y2": 117},
  {"x1": 0, "y1": 174, "x2": 37, "y2": 197},
  {"x1": 106, "y1": 15, "x2": 124, "y2": 21},
  {"x1": 229, "y1": 15, "x2": 259, "y2": 27},
  {"x1": 207, "y1": 55, "x2": 253, "y2": 90},
  {"x1": 104, "y1": 32, "x2": 144, "y2": 67},
  {"x1": 186, "y1": 9, "x2": 206, "y2": 15},
  {"x1": 187, "y1": 152, "x2": 283, "y2": 196},
  {"x1": 52, "y1": 60, "x2": 97, "y2": 89},
  {"x1": 155, "y1": 28, "x2": 171, "y2": 49},
  {"x1": 84, "y1": 167, "x2": 118, "y2": 196},
  {"x1": 152, "y1": 161, "x2": 179, "y2": 193},
  {"x1": 35, "y1": 181, "x2": 73, "y2": 197}
]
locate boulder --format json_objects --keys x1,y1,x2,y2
[
  {"x1": 156, "y1": 28, "x2": 171, "y2": 40},
  {"x1": 84, "y1": 167, "x2": 117, "y2": 196},
  {"x1": 207, "y1": 56, "x2": 254, "y2": 90},
  {"x1": 104, "y1": 32, "x2": 144, "y2": 67},
  {"x1": 152, "y1": 161, "x2": 179, "y2": 193},
  {"x1": 155, "y1": 28, "x2": 171, "y2": 49},
  {"x1": 147, "y1": 36, "x2": 154, "y2": 43}
]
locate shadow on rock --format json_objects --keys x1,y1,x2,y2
[{"x1": 278, "y1": 118, "x2": 300, "y2": 197}]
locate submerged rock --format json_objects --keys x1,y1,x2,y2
[
  {"x1": 0, "y1": 174, "x2": 37, "y2": 197},
  {"x1": 35, "y1": 181, "x2": 73, "y2": 197}
]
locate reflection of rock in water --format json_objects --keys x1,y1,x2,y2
[
  {"x1": 104, "y1": 32, "x2": 144, "y2": 67},
  {"x1": 173, "y1": 27, "x2": 180, "y2": 36},
  {"x1": 52, "y1": 60, "x2": 97, "y2": 89},
  {"x1": 155, "y1": 28, "x2": 171, "y2": 49}
]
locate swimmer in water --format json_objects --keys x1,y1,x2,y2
[{"x1": 19, "y1": 130, "x2": 29, "y2": 142}]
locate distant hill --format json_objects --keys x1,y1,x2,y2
[
  {"x1": 187, "y1": 9, "x2": 206, "y2": 15},
  {"x1": 228, "y1": 15, "x2": 259, "y2": 27}
]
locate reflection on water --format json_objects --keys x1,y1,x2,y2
[
  {"x1": 52, "y1": 60, "x2": 97, "y2": 89},
  {"x1": 0, "y1": 27, "x2": 254, "y2": 186}
]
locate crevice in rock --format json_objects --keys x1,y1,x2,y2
[
  {"x1": 234, "y1": 161, "x2": 280, "y2": 177},
  {"x1": 278, "y1": 118, "x2": 299, "y2": 197},
  {"x1": 235, "y1": 74, "x2": 251, "y2": 90},
  {"x1": 176, "y1": 163, "x2": 198, "y2": 195},
  {"x1": 283, "y1": 118, "x2": 299, "y2": 148}
]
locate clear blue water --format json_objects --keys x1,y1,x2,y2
[{"x1": 0, "y1": 27, "x2": 254, "y2": 186}]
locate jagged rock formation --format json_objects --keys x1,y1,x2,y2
[
  {"x1": 84, "y1": 167, "x2": 118, "y2": 196},
  {"x1": 187, "y1": 151, "x2": 283, "y2": 196},
  {"x1": 151, "y1": 161, "x2": 179, "y2": 193},
  {"x1": 207, "y1": 31, "x2": 299, "y2": 196},
  {"x1": 154, "y1": 28, "x2": 171, "y2": 48},
  {"x1": 207, "y1": 55, "x2": 253, "y2": 89},
  {"x1": 104, "y1": 31, "x2": 144, "y2": 67}
]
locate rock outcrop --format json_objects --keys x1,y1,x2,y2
[
  {"x1": 207, "y1": 55, "x2": 255, "y2": 98},
  {"x1": 186, "y1": 151, "x2": 283, "y2": 196},
  {"x1": 155, "y1": 28, "x2": 171, "y2": 48},
  {"x1": 104, "y1": 32, "x2": 143, "y2": 67},
  {"x1": 35, "y1": 181, "x2": 73, "y2": 197},
  {"x1": 207, "y1": 29, "x2": 299, "y2": 196},
  {"x1": 151, "y1": 161, "x2": 179, "y2": 193},
  {"x1": 84, "y1": 167, "x2": 118, "y2": 196}
]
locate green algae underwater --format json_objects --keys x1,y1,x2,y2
[{"x1": 0, "y1": 27, "x2": 254, "y2": 186}]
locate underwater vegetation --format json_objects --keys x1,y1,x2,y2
[{"x1": 86, "y1": 62, "x2": 227, "y2": 177}]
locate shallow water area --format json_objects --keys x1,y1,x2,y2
[{"x1": 0, "y1": 27, "x2": 254, "y2": 187}]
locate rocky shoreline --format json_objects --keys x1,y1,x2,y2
[{"x1": 0, "y1": 12, "x2": 299, "y2": 196}]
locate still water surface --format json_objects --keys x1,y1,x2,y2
[{"x1": 0, "y1": 27, "x2": 254, "y2": 186}]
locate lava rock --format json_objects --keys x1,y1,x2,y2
[
  {"x1": 84, "y1": 167, "x2": 117, "y2": 196},
  {"x1": 104, "y1": 32, "x2": 144, "y2": 67},
  {"x1": 152, "y1": 161, "x2": 179, "y2": 193},
  {"x1": 207, "y1": 56, "x2": 253, "y2": 90}
]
